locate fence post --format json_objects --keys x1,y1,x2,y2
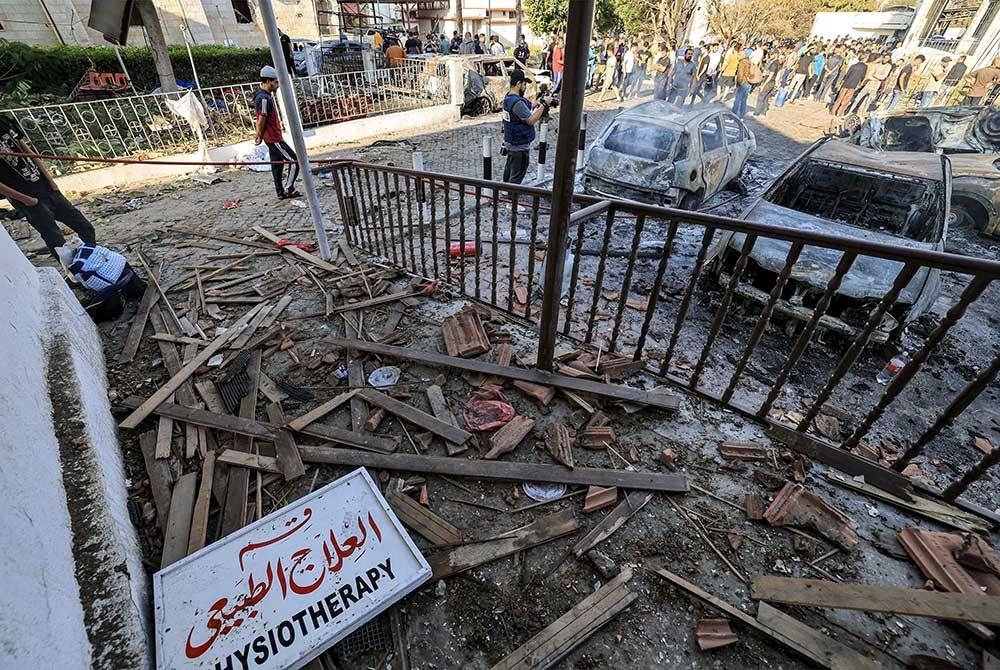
[
  {"x1": 413, "y1": 151, "x2": 430, "y2": 219},
  {"x1": 482, "y1": 136, "x2": 493, "y2": 181},
  {"x1": 577, "y1": 112, "x2": 587, "y2": 165},
  {"x1": 536, "y1": 121, "x2": 548, "y2": 183},
  {"x1": 536, "y1": 0, "x2": 595, "y2": 371}
]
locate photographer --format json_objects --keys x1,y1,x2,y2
[{"x1": 502, "y1": 70, "x2": 548, "y2": 184}]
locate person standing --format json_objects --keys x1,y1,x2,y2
[
  {"x1": 850, "y1": 53, "x2": 890, "y2": 113},
  {"x1": 514, "y1": 36, "x2": 530, "y2": 65},
  {"x1": 886, "y1": 55, "x2": 920, "y2": 110},
  {"x1": 921, "y1": 57, "x2": 948, "y2": 107},
  {"x1": 817, "y1": 45, "x2": 844, "y2": 102},
  {"x1": 717, "y1": 43, "x2": 739, "y2": 100},
  {"x1": 619, "y1": 44, "x2": 637, "y2": 101},
  {"x1": 964, "y1": 57, "x2": 1000, "y2": 105},
  {"x1": 754, "y1": 51, "x2": 781, "y2": 116},
  {"x1": 386, "y1": 40, "x2": 405, "y2": 66},
  {"x1": 254, "y1": 65, "x2": 300, "y2": 200},
  {"x1": 599, "y1": 47, "x2": 620, "y2": 102},
  {"x1": 552, "y1": 38, "x2": 565, "y2": 92},
  {"x1": 279, "y1": 32, "x2": 295, "y2": 76},
  {"x1": 450, "y1": 31, "x2": 462, "y2": 54},
  {"x1": 806, "y1": 47, "x2": 825, "y2": 99},
  {"x1": 0, "y1": 113, "x2": 96, "y2": 256},
  {"x1": 831, "y1": 55, "x2": 867, "y2": 121},
  {"x1": 732, "y1": 49, "x2": 752, "y2": 118},
  {"x1": 459, "y1": 32, "x2": 475, "y2": 54},
  {"x1": 404, "y1": 31, "x2": 422, "y2": 55},
  {"x1": 489, "y1": 35, "x2": 505, "y2": 57},
  {"x1": 668, "y1": 47, "x2": 697, "y2": 105},
  {"x1": 787, "y1": 47, "x2": 813, "y2": 101},
  {"x1": 651, "y1": 43, "x2": 672, "y2": 101},
  {"x1": 942, "y1": 54, "x2": 968, "y2": 103},
  {"x1": 502, "y1": 70, "x2": 546, "y2": 184}
]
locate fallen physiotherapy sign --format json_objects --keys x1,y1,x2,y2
[{"x1": 154, "y1": 468, "x2": 431, "y2": 670}]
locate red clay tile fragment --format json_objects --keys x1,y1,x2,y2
[
  {"x1": 763, "y1": 483, "x2": 858, "y2": 551},
  {"x1": 694, "y1": 618, "x2": 737, "y2": 651}
]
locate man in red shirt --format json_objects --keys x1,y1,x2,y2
[
  {"x1": 552, "y1": 38, "x2": 565, "y2": 92},
  {"x1": 253, "y1": 65, "x2": 300, "y2": 199}
]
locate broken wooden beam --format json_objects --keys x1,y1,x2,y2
[
  {"x1": 428, "y1": 509, "x2": 579, "y2": 580},
  {"x1": 425, "y1": 384, "x2": 466, "y2": 456},
  {"x1": 751, "y1": 576, "x2": 1000, "y2": 626},
  {"x1": 161, "y1": 472, "x2": 198, "y2": 568},
  {"x1": 118, "y1": 261, "x2": 161, "y2": 363},
  {"x1": 252, "y1": 225, "x2": 339, "y2": 273},
  {"x1": 298, "y1": 447, "x2": 689, "y2": 492},
  {"x1": 285, "y1": 389, "x2": 360, "y2": 432},
  {"x1": 218, "y1": 449, "x2": 283, "y2": 474},
  {"x1": 220, "y1": 350, "x2": 261, "y2": 536},
  {"x1": 386, "y1": 488, "x2": 462, "y2": 546},
  {"x1": 119, "y1": 303, "x2": 265, "y2": 429},
  {"x1": 265, "y1": 403, "x2": 306, "y2": 480},
  {"x1": 571, "y1": 491, "x2": 654, "y2": 558},
  {"x1": 489, "y1": 567, "x2": 636, "y2": 670},
  {"x1": 647, "y1": 564, "x2": 879, "y2": 670},
  {"x1": 332, "y1": 290, "x2": 421, "y2": 314},
  {"x1": 139, "y1": 430, "x2": 173, "y2": 528},
  {"x1": 484, "y1": 416, "x2": 535, "y2": 459},
  {"x1": 328, "y1": 338, "x2": 680, "y2": 411},
  {"x1": 358, "y1": 388, "x2": 472, "y2": 445},
  {"x1": 187, "y1": 450, "x2": 216, "y2": 554}
]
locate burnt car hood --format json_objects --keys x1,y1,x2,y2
[
  {"x1": 736, "y1": 200, "x2": 935, "y2": 304},
  {"x1": 856, "y1": 106, "x2": 1000, "y2": 154},
  {"x1": 584, "y1": 145, "x2": 674, "y2": 191}
]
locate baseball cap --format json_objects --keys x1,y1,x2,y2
[
  {"x1": 260, "y1": 65, "x2": 278, "y2": 79},
  {"x1": 510, "y1": 69, "x2": 527, "y2": 86}
]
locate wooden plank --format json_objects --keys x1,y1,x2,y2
[
  {"x1": 646, "y1": 565, "x2": 878, "y2": 670},
  {"x1": 154, "y1": 407, "x2": 174, "y2": 459},
  {"x1": 490, "y1": 569, "x2": 636, "y2": 670},
  {"x1": 252, "y1": 225, "x2": 339, "y2": 273},
  {"x1": 220, "y1": 351, "x2": 261, "y2": 536},
  {"x1": 427, "y1": 509, "x2": 579, "y2": 579},
  {"x1": 285, "y1": 389, "x2": 360, "y2": 432},
  {"x1": 194, "y1": 381, "x2": 228, "y2": 415},
  {"x1": 119, "y1": 397, "x2": 397, "y2": 453},
  {"x1": 258, "y1": 372, "x2": 289, "y2": 404},
  {"x1": 298, "y1": 447, "x2": 689, "y2": 492},
  {"x1": 118, "y1": 262, "x2": 161, "y2": 363},
  {"x1": 151, "y1": 333, "x2": 208, "y2": 347},
  {"x1": 386, "y1": 489, "x2": 462, "y2": 546},
  {"x1": 328, "y1": 339, "x2": 680, "y2": 411},
  {"x1": 265, "y1": 403, "x2": 306, "y2": 480},
  {"x1": 751, "y1": 576, "x2": 1000, "y2": 626},
  {"x1": 571, "y1": 491, "x2": 654, "y2": 558},
  {"x1": 229, "y1": 300, "x2": 276, "y2": 350},
  {"x1": 358, "y1": 388, "x2": 472, "y2": 445},
  {"x1": 332, "y1": 290, "x2": 421, "y2": 314},
  {"x1": 148, "y1": 309, "x2": 199, "y2": 407},
  {"x1": 348, "y1": 358, "x2": 369, "y2": 433},
  {"x1": 188, "y1": 450, "x2": 216, "y2": 554},
  {"x1": 218, "y1": 449, "x2": 283, "y2": 474},
  {"x1": 173, "y1": 227, "x2": 276, "y2": 251},
  {"x1": 120, "y1": 304, "x2": 265, "y2": 430},
  {"x1": 259, "y1": 294, "x2": 293, "y2": 329},
  {"x1": 426, "y1": 384, "x2": 466, "y2": 456},
  {"x1": 139, "y1": 431, "x2": 174, "y2": 527},
  {"x1": 161, "y1": 472, "x2": 198, "y2": 568}
]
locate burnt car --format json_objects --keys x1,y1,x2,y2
[
  {"x1": 854, "y1": 105, "x2": 1000, "y2": 238},
  {"x1": 711, "y1": 139, "x2": 950, "y2": 342},
  {"x1": 582, "y1": 102, "x2": 755, "y2": 209},
  {"x1": 451, "y1": 55, "x2": 549, "y2": 116}
]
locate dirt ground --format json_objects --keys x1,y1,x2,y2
[{"x1": 7, "y1": 89, "x2": 1000, "y2": 669}]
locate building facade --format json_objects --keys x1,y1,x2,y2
[
  {"x1": 0, "y1": 0, "x2": 329, "y2": 47},
  {"x1": 809, "y1": 9, "x2": 914, "y2": 41},
  {"x1": 902, "y1": 0, "x2": 1000, "y2": 68}
]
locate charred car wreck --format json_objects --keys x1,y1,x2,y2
[
  {"x1": 582, "y1": 102, "x2": 755, "y2": 209},
  {"x1": 712, "y1": 140, "x2": 949, "y2": 343},
  {"x1": 854, "y1": 105, "x2": 1000, "y2": 238}
]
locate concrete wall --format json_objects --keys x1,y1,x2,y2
[
  {"x1": 810, "y1": 11, "x2": 913, "y2": 40},
  {"x1": 56, "y1": 102, "x2": 459, "y2": 194},
  {"x1": 0, "y1": 0, "x2": 320, "y2": 47},
  {"x1": 0, "y1": 229, "x2": 150, "y2": 669}
]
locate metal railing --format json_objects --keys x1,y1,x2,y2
[
  {"x1": 329, "y1": 159, "x2": 1000, "y2": 516},
  {"x1": 1, "y1": 61, "x2": 450, "y2": 176}
]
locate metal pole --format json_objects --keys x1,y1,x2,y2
[
  {"x1": 182, "y1": 28, "x2": 202, "y2": 90},
  {"x1": 536, "y1": 0, "x2": 594, "y2": 371},
  {"x1": 113, "y1": 45, "x2": 135, "y2": 92},
  {"x1": 535, "y1": 121, "x2": 547, "y2": 182},
  {"x1": 482, "y1": 136, "x2": 492, "y2": 181},
  {"x1": 257, "y1": 0, "x2": 333, "y2": 261},
  {"x1": 577, "y1": 111, "x2": 587, "y2": 165}
]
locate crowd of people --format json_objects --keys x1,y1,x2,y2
[{"x1": 580, "y1": 34, "x2": 998, "y2": 127}]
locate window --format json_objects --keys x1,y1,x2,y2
[
  {"x1": 722, "y1": 115, "x2": 745, "y2": 144},
  {"x1": 603, "y1": 119, "x2": 679, "y2": 162},
  {"x1": 700, "y1": 118, "x2": 723, "y2": 151},
  {"x1": 231, "y1": 0, "x2": 253, "y2": 23}
]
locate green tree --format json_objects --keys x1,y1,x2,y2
[
  {"x1": 524, "y1": 0, "x2": 621, "y2": 36},
  {"x1": 818, "y1": 0, "x2": 877, "y2": 10}
]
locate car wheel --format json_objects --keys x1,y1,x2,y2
[
  {"x1": 950, "y1": 200, "x2": 988, "y2": 234},
  {"x1": 476, "y1": 97, "x2": 495, "y2": 116},
  {"x1": 679, "y1": 192, "x2": 701, "y2": 211}
]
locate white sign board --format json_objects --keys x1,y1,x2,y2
[{"x1": 154, "y1": 468, "x2": 430, "y2": 670}]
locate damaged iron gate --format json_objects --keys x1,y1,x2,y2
[{"x1": 327, "y1": 160, "x2": 1000, "y2": 518}]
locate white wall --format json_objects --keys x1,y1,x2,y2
[{"x1": 0, "y1": 229, "x2": 150, "y2": 669}]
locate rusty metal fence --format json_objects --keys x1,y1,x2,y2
[
  {"x1": 328, "y1": 159, "x2": 1000, "y2": 517},
  {"x1": 1, "y1": 60, "x2": 450, "y2": 176}
]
